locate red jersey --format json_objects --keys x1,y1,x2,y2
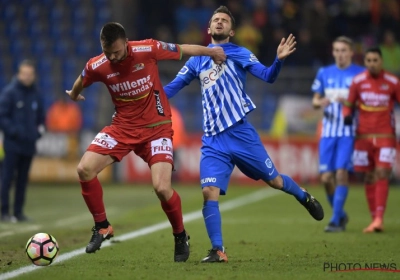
[
  {"x1": 81, "y1": 39, "x2": 182, "y2": 131},
  {"x1": 345, "y1": 70, "x2": 400, "y2": 135}
]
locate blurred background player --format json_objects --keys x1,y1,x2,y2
[
  {"x1": 165, "y1": 6, "x2": 324, "y2": 263},
  {"x1": 343, "y1": 47, "x2": 400, "y2": 233},
  {"x1": 311, "y1": 36, "x2": 365, "y2": 232},
  {"x1": 170, "y1": 105, "x2": 187, "y2": 182},
  {"x1": 65, "y1": 22, "x2": 226, "y2": 261},
  {"x1": 0, "y1": 60, "x2": 45, "y2": 222}
]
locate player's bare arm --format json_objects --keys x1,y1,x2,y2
[
  {"x1": 65, "y1": 75, "x2": 85, "y2": 102},
  {"x1": 312, "y1": 93, "x2": 330, "y2": 109},
  {"x1": 180, "y1": 45, "x2": 226, "y2": 64},
  {"x1": 276, "y1": 34, "x2": 297, "y2": 60}
]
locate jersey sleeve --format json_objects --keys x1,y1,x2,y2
[
  {"x1": 153, "y1": 40, "x2": 182, "y2": 61},
  {"x1": 81, "y1": 60, "x2": 99, "y2": 88},
  {"x1": 230, "y1": 46, "x2": 260, "y2": 68},
  {"x1": 311, "y1": 68, "x2": 324, "y2": 95},
  {"x1": 175, "y1": 57, "x2": 198, "y2": 84}
]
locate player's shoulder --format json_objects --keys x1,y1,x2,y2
[
  {"x1": 349, "y1": 64, "x2": 365, "y2": 73},
  {"x1": 128, "y1": 40, "x2": 155, "y2": 52},
  {"x1": 317, "y1": 64, "x2": 335, "y2": 75},
  {"x1": 383, "y1": 71, "x2": 400, "y2": 85},
  {"x1": 352, "y1": 70, "x2": 368, "y2": 84},
  {"x1": 86, "y1": 53, "x2": 108, "y2": 71}
]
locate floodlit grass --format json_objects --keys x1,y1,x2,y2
[{"x1": 0, "y1": 183, "x2": 399, "y2": 280}]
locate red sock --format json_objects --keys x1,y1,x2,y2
[
  {"x1": 365, "y1": 183, "x2": 376, "y2": 219},
  {"x1": 80, "y1": 177, "x2": 107, "y2": 222},
  {"x1": 375, "y1": 179, "x2": 389, "y2": 220},
  {"x1": 161, "y1": 190, "x2": 184, "y2": 234}
]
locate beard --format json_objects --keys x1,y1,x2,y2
[{"x1": 211, "y1": 32, "x2": 230, "y2": 41}]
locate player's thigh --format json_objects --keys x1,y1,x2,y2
[
  {"x1": 134, "y1": 124, "x2": 174, "y2": 170},
  {"x1": 86, "y1": 126, "x2": 132, "y2": 162},
  {"x1": 230, "y1": 130, "x2": 278, "y2": 182},
  {"x1": 150, "y1": 162, "x2": 173, "y2": 189},
  {"x1": 353, "y1": 138, "x2": 374, "y2": 173},
  {"x1": 374, "y1": 138, "x2": 397, "y2": 170},
  {"x1": 78, "y1": 151, "x2": 115, "y2": 176},
  {"x1": 334, "y1": 136, "x2": 354, "y2": 170},
  {"x1": 319, "y1": 137, "x2": 337, "y2": 172},
  {"x1": 200, "y1": 138, "x2": 234, "y2": 195}
]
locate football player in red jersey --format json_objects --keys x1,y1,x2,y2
[
  {"x1": 65, "y1": 22, "x2": 226, "y2": 261},
  {"x1": 343, "y1": 47, "x2": 400, "y2": 233}
]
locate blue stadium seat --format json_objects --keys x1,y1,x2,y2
[
  {"x1": 25, "y1": 4, "x2": 41, "y2": 21},
  {"x1": 95, "y1": 7, "x2": 111, "y2": 23},
  {"x1": 53, "y1": 40, "x2": 71, "y2": 56},
  {"x1": 5, "y1": 20, "x2": 24, "y2": 38},
  {"x1": 28, "y1": 22, "x2": 49, "y2": 39},
  {"x1": 2, "y1": 4, "x2": 18, "y2": 21},
  {"x1": 49, "y1": 6, "x2": 64, "y2": 22},
  {"x1": 31, "y1": 39, "x2": 50, "y2": 56},
  {"x1": 37, "y1": 57, "x2": 53, "y2": 76}
]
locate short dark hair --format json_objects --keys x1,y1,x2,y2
[
  {"x1": 333, "y1": 36, "x2": 354, "y2": 49},
  {"x1": 365, "y1": 47, "x2": 382, "y2": 57},
  {"x1": 209, "y1": 5, "x2": 236, "y2": 29},
  {"x1": 18, "y1": 59, "x2": 35, "y2": 70},
  {"x1": 100, "y1": 22, "x2": 126, "y2": 47}
]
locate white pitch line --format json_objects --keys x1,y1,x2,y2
[
  {"x1": 0, "y1": 225, "x2": 42, "y2": 238},
  {"x1": 0, "y1": 188, "x2": 280, "y2": 280}
]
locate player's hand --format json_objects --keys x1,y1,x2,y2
[
  {"x1": 211, "y1": 46, "x2": 226, "y2": 65},
  {"x1": 344, "y1": 115, "x2": 353, "y2": 125},
  {"x1": 319, "y1": 97, "x2": 330, "y2": 107},
  {"x1": 277, "y1": 34, "x2": 297, "y2": 60},
  {"x1": 65, "y1": 90, "x2": 85, "y2": 101}
]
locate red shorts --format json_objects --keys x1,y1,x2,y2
[
  {"x1": 353, "y1": 137, "x2": 397, "y2": 172},
  {"x1": 87, "y1": 123, "x2": 174, "y2": 167}
]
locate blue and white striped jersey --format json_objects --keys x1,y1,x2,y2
[
  {"x1": 167, "y1": 42, "x2": 282, "y2": 136},
  {"x1": 312, "y1": 64, "x2": 365, "y2": 138}
]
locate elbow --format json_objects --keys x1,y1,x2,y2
[{"x1": 266, "y1": 77, "x2": 276, "y2": 84}]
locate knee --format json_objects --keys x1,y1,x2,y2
[
  {"x1": 364, "y1": 172, "x2": 375, "y2": 184},
  {"x1": 335, "y1": 169, "x2": 348, "y2": 185},
  {"x1": 77, "y1": 163, "x2": 94, "y2": 181},
  {"x1": 266, "y1": 175, "x2": 284, "y2": 190},
  {"x1": 320, "y1": 173, "x2": 333, "y2": 185},
  {"x1": 202, "y1": 186, "x2": 220, "y2": 201},
  {"x1": 153, "y1": 181, "x2": 172, "y2": 200}
]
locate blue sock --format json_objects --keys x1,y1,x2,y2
[
  {"x1": 327, "y1": 194, "x2": 334, "y2": 208},
  {"x1": 202, "y1": 200, "x2": 223, "y2": 250},
  {"x1": 331, "y1": 185, "x2": 348, "y2": 225},
  {"x1": 280, "y1": 174, "x2": 307, "y2": 203}
]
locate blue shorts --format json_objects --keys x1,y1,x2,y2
[
  {"x1": 200, "y1": 118, "x2": 278, "y2": 195},
  {"x1": 319, "y1": 136, "x2": 354, "y2": 173}
]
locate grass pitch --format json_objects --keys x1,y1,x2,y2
[{"x1": 0, "y1": 183, "x2": 399, "y2": 280}]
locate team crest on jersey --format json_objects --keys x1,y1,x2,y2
[
  {"x1": 132, "y1": 63, "x2": 145, "y2": 72},
  {"x1": 132, "y1": 46, "x2": 152, "y2": 52},
  {"x1": 380, "y1": 84, "x2": 389, "y2": 90},
  {"x1": 91, "y1": 56, "x2": 108, "y2": 70}
]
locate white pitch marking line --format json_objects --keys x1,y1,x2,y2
[
  {"x1": 0, "y1": 188, "x2": 281, "y2": 280},
  {"x1": 0, "y1": 225, "x2": 42, "y2": 238}
]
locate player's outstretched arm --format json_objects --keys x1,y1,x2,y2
[
  {"x1": 180, "y1": 45, "x2": 226, "y2": 64},
  {"x1": 276, "y1": 34, "x2": 297, "y2": 60},
  {"x1": 66, "y1": 75, "x2": 85, "y2": 102}
]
